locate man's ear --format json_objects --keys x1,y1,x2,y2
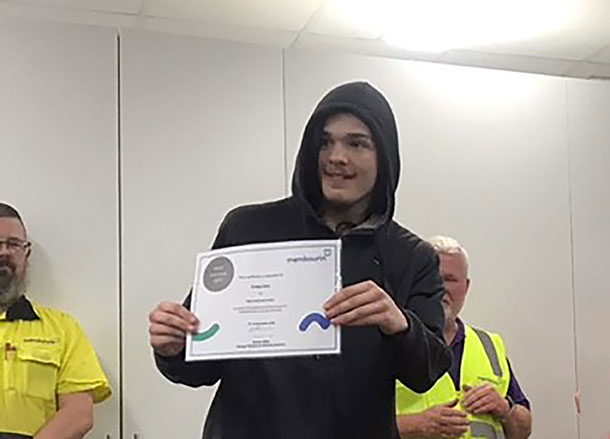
[{"x1": 465, "y1": 278, "x2": 471, "y2": 292}]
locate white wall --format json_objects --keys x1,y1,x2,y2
[
  {"x1": 120, "y1": 30, "x2": 285, "y2": 439},
  {"x1": 284, "y1": 50, "x2": 576, "y2": 439},
  {"x1": 568, "y1": 79, "x2": 610, "y2": 439},
  {"x1": 416, "y1": 66, "x2": 575, "y2": 439},
  {"x1": 0, "y1": 19, "x2": 119, "y2": 439},
  {"x1": 3, "y1": 17, "x2": 610, "y2": 439}
]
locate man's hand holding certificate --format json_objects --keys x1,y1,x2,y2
[{"x1": 186, "y1": 240, "x2": 342, "y2": 361}]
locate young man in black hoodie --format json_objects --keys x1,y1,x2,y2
[{"x1": 148, "y1": 82, "x2": 451, "y2": 439}]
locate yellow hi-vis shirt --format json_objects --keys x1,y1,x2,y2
[
  {"x1": 0, "y1": 296, "x2": 111, "y2": 437},
  {"x1": 396, "y1": 324, "x2": 510, "y2": 439}
]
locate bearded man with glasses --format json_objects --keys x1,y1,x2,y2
[{"x1": 0, "y1": 202, "x2": 111, "y2": 439}]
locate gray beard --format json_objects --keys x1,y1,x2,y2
[{"x1": 0, "y1": 269, "x2": 26, "y2": 310}]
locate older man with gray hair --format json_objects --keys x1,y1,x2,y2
[{"x1": 396, "y1": 236, "x2": 532, "y2": 439}]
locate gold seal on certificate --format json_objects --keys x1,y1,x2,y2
[{"x1": 185, "y1": 240, "x2": 342, "y2": 361}]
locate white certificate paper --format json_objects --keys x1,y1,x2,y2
[{"x1": 185, "y1": 240, "x2": 342, "y2": 361}]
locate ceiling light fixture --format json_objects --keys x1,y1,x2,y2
[{"x1": 382, "y1": 0, "x2": 574, "y2": 52}]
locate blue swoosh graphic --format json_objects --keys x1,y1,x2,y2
[{"x1": 299, "y1": 312, "x2": 331, "y2": 331}]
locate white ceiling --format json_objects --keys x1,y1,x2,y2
[{"x1": 1, "y1": 0, "x2": 610, "y2": 79}]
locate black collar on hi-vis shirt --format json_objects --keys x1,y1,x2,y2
[
  {"x1": 0, "y1": 432, "x2": 33, "y2": 438},
  {"x1": 5, "y1": 296, "x2": 40, "y2": 321}
]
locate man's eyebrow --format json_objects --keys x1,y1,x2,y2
[
  {"x1": 347, "y1": 133, "x2": 372, "y2": 139},
  {"x1": 322, "y1": 130, "x2": 372, "y2": 140}
]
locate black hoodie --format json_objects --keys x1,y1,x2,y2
[{"x1": 155, "y1": 82, "x2": 451, "y2": 439}]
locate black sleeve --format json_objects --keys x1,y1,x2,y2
[
  {"x1": 405, "y1": 245, "x2": 446, "y2": 339},
  {"x1": 153, "y1": 211, "x2": 236, "y2": 387},
  {"x1": 388, "y1": 242, "x2": 451, "y2": 392}
]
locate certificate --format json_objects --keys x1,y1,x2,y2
[{"x1": 185, "y1": 240, "x2": 342, "y2": 361}]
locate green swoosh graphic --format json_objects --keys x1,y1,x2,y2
[{"x1": 192, "y1": 323, "x2": 220, "y2": 342}]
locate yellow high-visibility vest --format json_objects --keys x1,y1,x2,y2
[{"x1": 396, "y1": 324, "x2": 510, "y2": 439}]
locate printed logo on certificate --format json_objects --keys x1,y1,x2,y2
[{"x1": 185, "y1": 240, "x2": 342, "y2": 361}]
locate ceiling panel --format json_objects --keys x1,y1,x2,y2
[
  {"x1": 1, "y1": 0, "x2": 610, "y2": 78},
  {"x1": 4, "y1": 0, "x2": 141, "y2": 14},
  {"x1": 460, "y1": 29, "x2": 609, "y2": 62},
  {"x1": 565, "y1": 62, "x2": 610, "y2": 79},
  {"x1": 145, "y1": 0, "x2": 324, "y2": 31},
  {"x1": 439, "y1": 49, "x2": 577, "y2": 77},
  {"x1": 293, "y1": 33, "x2": 442, "y2": 63},
  {"x1": 140, "y1": 16, "x2": 297, "y2": 47},
  {"x1": 589, "y1": 44, "x2": 610, "y2": 63},
  {"x1": 457, "y1": 0, "x2": 610, "y2": 61},
  {"x1": 306, "y1": 0, "x2": 382, "y2": 39},
  {"x1": 0, "y1": 2, "x2": 138, "y2": 27}
]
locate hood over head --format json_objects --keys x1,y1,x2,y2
[{"x1": 291, "y1": 81, "x2": 401, "y2": 228}]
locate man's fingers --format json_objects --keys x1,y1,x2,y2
[
  {"x1": 442, "y1": 416, "x2": 469, "y2": 428},
  {"x1": 149, "y1": 322, "x2": 187, "y2": 339},
  {"x1": 441, "y1": 417, "x2": 469, "y2": 430},
  {"x1": 439, "y1": 423, "x2": 468, "y2": 438},
  {"x1": 440, "y1": 409, "x2": 469, "y2": 430},
  {"x1": 156, "y1": 301, "x2": 199, "y2": 325},
  {"x1": 465, "y1": 390, "x2": 503, "y2": 416},
  {"x1": 462, "y1": 384, "x2": 490, "y2": 406},
  {"x1": 470, "y1": 384, "x2": 493, "y2": 395},
  {"x1": 462, "y1": 383, "x2": 484, "y2": 401},
  {"x1": 463, "y1": 385, "x2": 499, "y2": 413},
  {"x1": 450, "y1": 426, "x2": 469, "y2": 436},
  {"x1": 329, "y1": 300, "x2": 386, "y2": 325},
  {"x1": 425, "y1": 407, "x2": 468, "y2": 439},
  {"x1": 335, "y1": 309, "x2": 389, "y2": 327},
  {"x1": 440, "y1": 408, "x2": 468, "y2": 419},
  {"x1": 323, "y1": 280, "x2": 377, "y2": 310},
  {"x1": 151, "y1": 310, "x2": 197, "y2": 333},
  {"x1": 466, "y1": 394, "x2": 490, "y2": 413},
  {"x1": 445, "y1": 425, "x2": 469, "y2": 435},
  {"x1": 325, "y1": 289, "x2": 378, "y2": 319},
  {"x1": 470, "y1": 401, "x2": 495, "y2": 415}
]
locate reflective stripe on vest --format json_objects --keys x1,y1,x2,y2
[
  {"x1": 471, "y1": 421, "x2": 506, "y2": 439},
  {"x1": 396, "y1": 324, "x2": 510, "y2": 439},
  {"x1": 472, "y1": 327, "x2": 502, "y2": 378}
]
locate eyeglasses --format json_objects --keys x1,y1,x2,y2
[{"x1": 0, "y1": 238, "x2": 31, "y2": 254}]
